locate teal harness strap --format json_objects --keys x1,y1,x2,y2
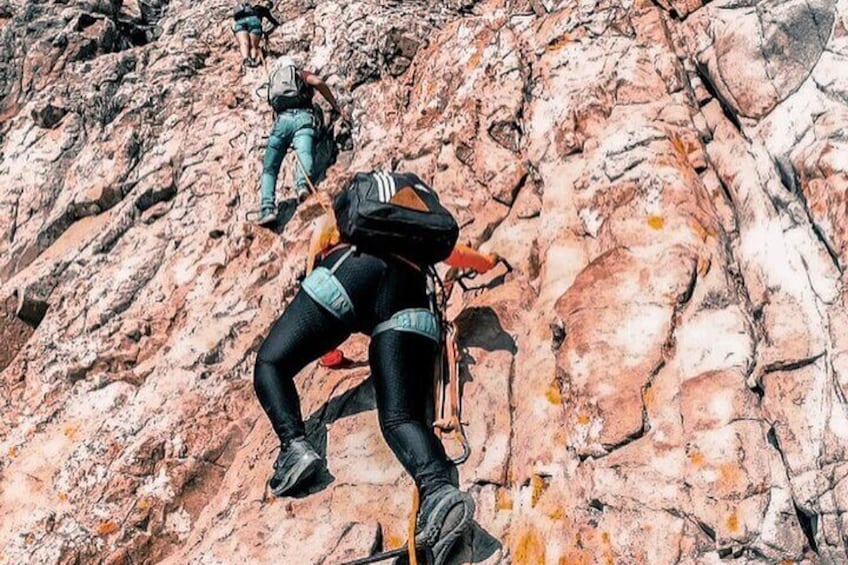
[
  {"x1": 301, "y1": 247, "x2": 357, "y2": 324},
  {"x1": 372, "y1": 308, "x2": 440, "y2": 343}
]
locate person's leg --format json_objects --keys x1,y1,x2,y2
[
  {"x1": 254, "y1": 290, "x2": 351, "y2": 441},
  {"x1": 291, "y1": 113, "x2": 316, "y2": 199},
  {"x1": 234, "y1": 28, "x2": 250, "y2": 60},
  {"x1": 368, "y1": 330, "x2": 452, "y2": 497},
  {"x1": 369, "y1": 310, "x2": 474, "y2": 564},
  {"x1": 259, "y1": 115, "x2": 293, "y2": 217},
  {"x1": 248, "y1": 31, "x2": 262, "y2": 64}
]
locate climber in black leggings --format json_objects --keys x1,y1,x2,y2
[
  {"x1": 253, "y1": 205, "x2": 498, "y2": 563},
  {"x1": 254, "y1": 246, "x2": 452, "y2": 497}
]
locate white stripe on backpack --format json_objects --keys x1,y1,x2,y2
[
  {"x1": 374, "y1": 171, "x2": 398, "y2": 202},
  {"x1": 374, "y1": 171, "x2": 388, "y2": 202}
]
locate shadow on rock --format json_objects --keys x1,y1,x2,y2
[
  {"x1": 457, "y1": 522, "x2": 502, "y2": 564},
  {"x1": 295, "y1": 378, "x2": 377, "y2": 496},
  {"x1": 454, "y1": 306, "x2": 517, "y2": 393},
  {"x1": 454, "y1": 307, "x2": 517, "y2": 355},
  {"x1": 268, "y1": 197, "x2": 299, "y2": 233}
]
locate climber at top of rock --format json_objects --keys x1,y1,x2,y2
[
  {"x1": 253, "y1": 171, "x2": 498, "y2": 565},
  {"x1": 231, "y1": 0, "x2": 279, "y2": 69},
  {"x1": 255, "y1": 55, "x2": 348, "y2": 227}
]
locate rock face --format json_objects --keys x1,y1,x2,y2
[{"x1": 1, "y1": 0, "x2": 847, "y2": 562}]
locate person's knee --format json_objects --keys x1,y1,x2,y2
[
  {"x1": 378, "y1": 409, "x2": 413, "y2": 437},
  {"x1": 267, "y1": 134, "x2": 284, "y2": 151},
  {"x1": 255, "y1": 334, "x2": 283, "y2": 367}
]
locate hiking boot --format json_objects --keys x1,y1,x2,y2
[
  {"x1": 256, "y1": 209, "x2": 277, "y2": 227},
  {"x1": 295, "y1": 186, "x2": 310, "y2": 203},
  {"x1": 415, "y1": 484, "x2": 475, "y2": 565},
  {"x1": 268, "y1": 437, "x2": 322, "y2": 496}
]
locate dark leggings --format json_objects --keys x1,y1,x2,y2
[{"x1": 254, "y1": 248, "x2": 452, "y2": 495}]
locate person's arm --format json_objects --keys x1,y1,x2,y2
[
  {"x1": 254, "y1": 6, "x2": 279, "y2": 30},
  {"x1": 444, "y1": 244, "x2": 498, "y2": 274},
  {"x1": 302, "y1": 70, "x2": 345, "y2": 117}
]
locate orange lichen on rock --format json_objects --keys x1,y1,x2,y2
[
  {"x1": 384, "y1": 533, "x2": 405, "y2": 551},
  {"x1": 643, "y1": 386, "x2": 655, "y2": 408},
  {"x1": 95, "y1": 521, "x2": 120, "y2": 536},
  {"x1": 688, "y1": 450, "x2": 705, "y2": 467},
  {"x1": 531, "y1": 474, "x2": 548, "y2": 507},
  {"x1": 496, "y1": 487, "x2": 514, "y2": 511},
  {"x1": 647, "y1": 215, "x2": 665, "y2": 230},
  {"x1": 547, "y1": 506, "x2": 564, "y2": 521},
  {"x1": 726, "y1": 511, "x2": 740, "y2": 533},
  {"x1": 718, "y1": 462, "x2": 742, "y2": 490},
  {"x1": 697, "y1": 255, "x2": 711, "y2": 276},
  {"x1": 513, "y1": 528, "x2": 546, "y2": 564},
  {"x1": 546, "y1": 379, "x2": 563, "y2": 404}
]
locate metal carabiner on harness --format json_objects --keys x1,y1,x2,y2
[{"x1": 432, "y1": 321, "x2": 471, "y2": 465}]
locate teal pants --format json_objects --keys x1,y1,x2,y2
[{"x1": 260, "y1": 109, "x2": 315, "y2": 215}]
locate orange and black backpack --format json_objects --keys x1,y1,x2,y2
[{"x1": 332, "y1": 171, "x2": 459, "y2": 265}]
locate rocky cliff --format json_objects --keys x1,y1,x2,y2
[{"x1": 2, "y1": 0, "x2": 848, "y2": 562}]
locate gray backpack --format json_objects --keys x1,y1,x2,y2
[{"x1": 268, "y1": 61, "x2": 312, "y2": 112}]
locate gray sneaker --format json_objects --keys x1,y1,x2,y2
[
  {"x1": 256, "y1": 209, "x2": 277, "y2": 227},
  {"x1": 268, "y1": 437, "x2": 322, "y2": 496},
  {"x1": 415, "y1": 484, "x2": 475, "y2": 565},
  {"x1": 295, "y1": 186, "x2": 310, "y2": 203}
]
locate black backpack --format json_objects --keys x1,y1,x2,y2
[
  {"x1": 232, "y1": 2, "x2": 255, "y2": 19},
  {"x1": 333, "y1": 171, "x2": 459, "y2": 265}
]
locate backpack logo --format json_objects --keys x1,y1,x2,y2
[
  {"x1": 373, "y1": 170, "x2": 397, "y2": 202},
  {"x1": 390, "y1": 187, "x2": 429, "y2": 212}
]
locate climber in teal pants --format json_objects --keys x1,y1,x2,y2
[
  {"x1": 259, "y1": 108, "x2": 316, "y2": 220},
  {"x1": 256, "y1": 56, "x2": 347, "y2": 227}
]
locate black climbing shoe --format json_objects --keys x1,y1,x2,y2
[
  {"x1": 415, "y1": 485, "x2": 475, "y2": 565},
  {"x1": 268, "y1": 437, "x2": 322, "y2": 496}
]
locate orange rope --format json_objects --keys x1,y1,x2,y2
[
  {"x1": 292, "y1": 145, "x2": 330, "y2": 214},
  {"x1": 407, "y1": 488, "x2": 419, "y2": 565}
]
